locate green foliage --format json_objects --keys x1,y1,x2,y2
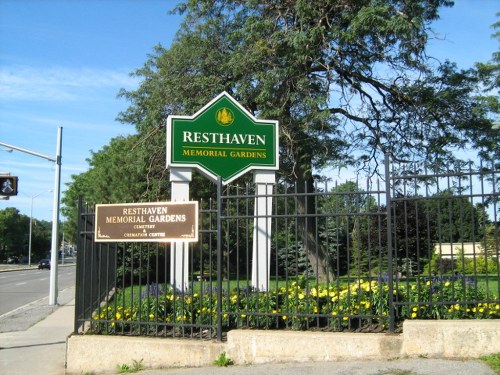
[
  {"x1": 403, "y1": 275, "x2": 497, "y2": 319},
  {"x1": 426, "y1": 190, "x2": 486, "y2": 243},
  {"x1": 213, "y1": 352, "x2": 233, "y2": 367},
  {"x1": 0, "y1": 207, "x2": 52, "y2": 262},
  {"x1": 480, "y1": 353, "x2": 500, "y2": 375},
  {"x1": 116, "y1": 359, "x2": 145, "y2": 373},
  {"x1": 456, "y1": 256, "x2": 500, "y2": 275},
  {"x1": 423, "y1": 251, "x2": 499, "y2": 277},
  {"x1": 91, "y1": 277, "x2": 499, "y2": 336}
]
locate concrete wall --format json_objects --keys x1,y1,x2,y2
[
  {"x1": 402, "y1": 320, "x2": 500, "y2": 358},
  {"x1": 66, "y1": 320, "x2": 500, "y2": 374}
]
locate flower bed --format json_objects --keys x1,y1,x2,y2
[{"x1": 90, "y1": 276, "x2": 499, "y2": 335}]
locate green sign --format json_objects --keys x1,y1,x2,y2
[{"x1": 167, "y1": 92, "x2": 279, "y2": 184}]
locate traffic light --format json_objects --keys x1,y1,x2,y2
[{"x1": 0, "y1": 176, "x2": 18, "y2": 196}]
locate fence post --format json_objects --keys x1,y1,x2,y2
[
  {"x1": 385, "y1": 153, "x2": 395, "y2": 332},
  {"x1": 74, "y1": 195, "x2": 84, "y2": 333},
  {"x1": 216, "y1": 177, "x2": 223, "y2": 341}
]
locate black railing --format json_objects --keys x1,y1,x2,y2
[{"x1": 74, "y1": 156, "x2": 500, "y2": 339}]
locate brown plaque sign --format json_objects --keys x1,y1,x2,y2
[{"x1": 94, "y1": 202, "x2": 198, "y2": 243}]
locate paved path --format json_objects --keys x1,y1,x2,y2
[
  {"x1": 0, "y1": 287, "x2": 75, "y2": 375},
  {"x1": 140, "y1": 359, "x2": 496, "y2": 375}
]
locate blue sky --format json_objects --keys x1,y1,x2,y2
[{"x1": 0, "y1": 0, "x2": 498, "y2": 222}]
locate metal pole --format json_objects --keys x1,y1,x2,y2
[
  {"x1": 1, "y1": 129, "x2": 62, "y2": 305},
  {"x1": 0, "y1": 141, "x2": 55, "y2": 162},
  {"x1": 385, "y1": 153, "x2": 395, "y2": 332},
  {"x1": 29, "y1": 196, "x2": 33, "y2": 268},
  {"x1": 28, "y1": 191, "x2": 49, "y2": 268},
  {"x1": 49, "y1": 127, "x2": 63, "y2": 305}
]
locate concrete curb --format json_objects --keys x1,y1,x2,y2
[{"x1": 66, "y1": 320, "x2": 500, "y2": 374}]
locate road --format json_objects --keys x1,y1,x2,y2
[{"x1": 0, "y1": 264, "x2": 75, "y2": 317}]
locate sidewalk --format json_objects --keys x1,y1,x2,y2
[
  {"x1": 139, "y1": 359, "x2": 497, "y2": 375},
  {"x1": 0, "y1": 288, "x2": 497, "y2": 375},
  {"x1": 0, "y1": 287, "x2": 75, "y2": 375}
]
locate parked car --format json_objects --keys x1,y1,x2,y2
[
  {"x1": 38, "y1": 259, "x2": 50, "y2": 270},
  {"x1": 7, "y1": 256, "x2": 20, "y2": 264}
]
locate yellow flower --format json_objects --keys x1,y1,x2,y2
[
  {"x1": 298, "y1": 293, "x2": 305, "y2": 300},
  {"x1": 412, "y1": 307, "x2": 418, "y2": 312},
  {"x1": 411, "y1": 312, "x2": 417, "y2": 318},
  {"x1": 282, "y1": 315, "x2": 287, "y2": 320},
  {"x1": 426, "y1": 280, "x2": 431, "y2": 286},
  {"x1": 444, "y1": 281, "x2": 450, "y2": 287},
  {"x1": 454, "y1": 304, "x2": 460, "y2": 311},
  {"x1": 116, "y1": 312, "x2": 122, "y2": 320},
  {"x1": 149, "y1": 313, "x2": 155, "y2": 319}
]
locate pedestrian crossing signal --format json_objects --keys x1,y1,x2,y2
[{"x1": 0, "y1": 176, "x2": 18, "y2": 196}]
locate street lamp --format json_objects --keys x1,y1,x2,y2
[
  {"x1": 0, "y1": 127, "x2": 63, "y2": 305},
  {"x1": 28, "y1": 190, "x2": 52, "y2": 267}
]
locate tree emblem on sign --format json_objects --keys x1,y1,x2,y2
[{"x1": 216, "y1": 107, "x2": 234, "y2": 126}]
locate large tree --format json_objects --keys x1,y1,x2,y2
[
  {"x1": 0, "y1": 208, "x2": 51, "y2": 262},
  {"x1": 113, "y1": 1, "x2": 498, "y2": 280}
]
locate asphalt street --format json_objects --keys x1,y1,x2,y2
[{"x1": 0, "y1": 264, "x2": 75, "y2": 316}]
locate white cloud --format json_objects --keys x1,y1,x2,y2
[{"x1": 0, "y1": 65, "x2": 139, "y2": 101}]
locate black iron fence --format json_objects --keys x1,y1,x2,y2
[{"x1": 75, "y1": 156, "x2": 499, "y2": 339}]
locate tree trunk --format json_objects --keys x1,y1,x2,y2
[{"x1": 295, "y1": 162, "x2": 334, "y2": 283}]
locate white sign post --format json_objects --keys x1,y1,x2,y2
[
  {"x1": 170, "y1": 167, "x2": 192, "y2": 292},
  {"x1": 251, "y1": 170, "x2": 275, "y2": 291}
]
